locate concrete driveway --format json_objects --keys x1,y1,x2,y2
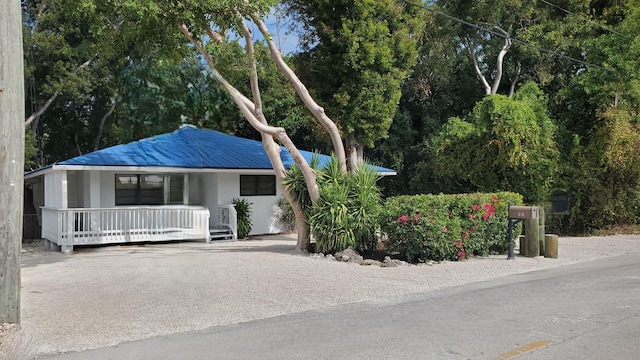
[{"x1": 4, "y1": 233, "x2": 640, "y2": 358}]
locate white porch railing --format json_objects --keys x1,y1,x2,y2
[
  {"x1": 217, "y1": 204, "x2": 238, "y2": 241},
  {"x1": 41, "y1": 205, "x2": 210, "y2": 250}
]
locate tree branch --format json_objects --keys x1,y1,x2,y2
[
  {"x1": 465, "y1": 37, "x2": 491, "y2": 95},
  {"x1": 206, "y1": 28, "x2": 225, "y2": 44},
  {"x1": 240, "y1": 22, "x2": 265, "y2": 123},
  {"x1": 178, "y1": 22, "x2": 320, "y2": 205},
  {"x1": 491, "y1": 26, "x2": 511, "y2": 95},
  {"x1": 508, "y1": 62, "x2": 521, "y2": 98},
  {"x1": 252, "y1": 15, "x2": 347, "y2": 173},
  {"x1": 94, "y1": 95, "x2": 117, "y2": 151},
  {"x1": 25, "y1": 56, "x2": 96, "y2": 127}
]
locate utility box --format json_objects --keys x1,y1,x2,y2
[{"x1": 509, "y1": 206, "x2": 538, "y2": 219}]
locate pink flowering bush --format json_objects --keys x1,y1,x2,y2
[{"x1": 380, "y1": 192, "x2": 523, "y2": 262}]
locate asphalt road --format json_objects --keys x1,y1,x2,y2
[{"x1": 44, "y1": 254, "x2": 640, "y2": 360}]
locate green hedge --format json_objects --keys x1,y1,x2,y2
[{"x1": 380, "y1": 192, "x2": 523, "y2": 262}]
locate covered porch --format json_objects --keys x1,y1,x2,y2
[{"x1": 27, "y1": 167, "x2": 238, "y2": 252}]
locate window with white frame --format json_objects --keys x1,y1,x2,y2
[{"x1": 240, "y1": 175, "x2": 276, "y2": 196}]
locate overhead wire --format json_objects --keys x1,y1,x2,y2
[{"x1": 401, "y1": 0, "x2": 619, "y2": 74}]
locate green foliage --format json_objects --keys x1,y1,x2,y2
[
  {"x1": 380, "y1": 192, "x2": 523, "y2": 262},
  {"x1": 288, "y1": 0, "x2": 424, "y2": 148},
  {"x1": 24, "y1": 128, "x2": 37, "y2": 171},
  {"x1": 282, "y1": 155, "x2": 321, "y2": 224},
  {"x1": 232, "y1": 198, "x2": 253, "y2": 238},
  {"x1": 559, "y1": 109, "x2": 640, "y2": 233},
  {"x1": 432, "y1": 82, "x2": 559, "y2": 203},
  {"x1": 114, "y1": 55, "x2": 239, "y2": 142},
  {"x1": 286, "y1": 156, "x2": 382, "y2": 253},
  {"x1": 276, "y1": 198, "x2": 296, "y2": 231}
]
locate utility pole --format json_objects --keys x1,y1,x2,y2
[{"x1": 0, "y1": 0, "x2": 25, "y2": 324}]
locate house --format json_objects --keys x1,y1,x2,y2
[{"x1": 24, "y1": 125, "x2": 396, "y2": 252}]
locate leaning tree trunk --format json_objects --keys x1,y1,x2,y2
[
  {"x1": 239, "y1": 21, "x2": 313, "y2": 250},
  {"x1": 253, "y1": 16, "x2": 347, "y2": 174},
  {"x1": 179, "y1": 22, "x2": 320, "y2": 250}
]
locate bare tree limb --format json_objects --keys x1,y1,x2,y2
[
  {"x1": 464, "y1": 37, "x2": 492, "y2": 95},
  {"x1": 25, "y1": 91, "x2": 58, "y2": 130},
  {"x1": 93, "y1": 95, "x2": 117, "y2": 151},
  {"x1": 252, "y1": 15, "x2": 347, "y2": 173},
  {"x1": 178, "y1": 22, "x2": 321, "y2": 206},
  {"x1": 25, "y1": 56, "x2": 96, "y2": 128},
  {"x1": 74, "y1": 133, "x2": 83, "y2": 156},
  {"x1": 491, "y1": 26, "x2": 511, "y2": 95},
  {"x1": 508, "y1": 61, "x2": 521, "y2": 98},
  {"x1": 206, "y1": 28, "x2": 225, "y2": 44},
  {"x1": 240, "y1": 23, "x2": 265, "y2": 123},
  {"x1": 240, "y1": 21, "x2": 311, "y2": 250}
]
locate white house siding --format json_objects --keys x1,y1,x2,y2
[
  {"x1": 100, "y1": 171, "x2": 116, "y2": 207},
  {"x1": 216, "y1": 172, "x2": 287, "y2": 236},
  {"x1": 80, "y1": 170, "x2": 102, "y2": 208},
  {"x1": 44, "y1": 171, "x2": 67, "y2": 208},
  {"x1": 200, "y1": 173, "x2": 218, "y2": 227}
]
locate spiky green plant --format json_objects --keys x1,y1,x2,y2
[
  {"x1": 232, "y1": 198, "x2": 253, "y2": 238},
  {"x1": 282, "y1": 154, "x2": 321, "y2": 222},
  {"x1": 311, "y1": 157, "x2": 382, "y2": 253}
]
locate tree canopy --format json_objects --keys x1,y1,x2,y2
[{"x1": 23, "y1": 0, "x2": 640, "y2": 234}]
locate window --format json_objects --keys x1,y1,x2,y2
[
  {"x1": 240, "y1": 175, "x2": 276, "y2": 196},
  {"x1": 168, "y1": 174, "x2": 184, "y2": 204},
  {"x1": 115, "y1": 174, "x2": 186, "y2": 205}
]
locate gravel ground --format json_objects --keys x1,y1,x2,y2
[{"x1": 2, "y1": 233, "x2": 640, "y2": 358}]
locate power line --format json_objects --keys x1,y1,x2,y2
[
  {"x1": 401, "y1": 0, "x2": 618, "y2": 74},
  {"x1": 539, "y1": 0, "x2": 633, "y2": 40}
]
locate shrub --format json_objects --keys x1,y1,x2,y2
[
  {"x1": 232, "y1": 198, "x2": 253, "y2": 238},
  {"x1": 380, "y1": 192, "x2": 523, "y2": 262},
  {"x1": 276, "y1": 198, "x2": 296, "y2": 231},
  {"x1": 310, "y1": 157, "x2": 382, "y2": 253}
]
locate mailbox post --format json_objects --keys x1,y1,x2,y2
[{"x1": 507, "y1": 206, "x2": 539, "y2": 259}]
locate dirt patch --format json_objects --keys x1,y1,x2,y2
[{"x1": 0, "y1": 323, "x2": 39, "y2": 360}]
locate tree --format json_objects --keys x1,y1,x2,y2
[
  {"x1": 117, "y1": 0, "x2": 349, "y2": 250},
  {"x1": 23, "y1": 0, "x2": 186, "y2": 165},
  {"x1": 1, "y1": 0, "x2": 25, "y2": 324},
  {"x1": 286, "y1": 0, "x2": 424, "y2": 167},
  {"x1": 432, "y1": 82, "x2": 559, "y2": 203},
  {"x1": 114, "y1": 55, "x2": 241, "y2": 142}
]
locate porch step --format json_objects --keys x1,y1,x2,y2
[{"x1": 209, "y1": 226, "x2": 235, "y2": 241}]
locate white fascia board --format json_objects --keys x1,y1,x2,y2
[
  {"x1": 24, "y1": 167, "x2": 55, "y2": 180},
  {"x1": 48, "y1": 165, "x2": 277, "y2": 175}
]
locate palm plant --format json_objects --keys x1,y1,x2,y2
[{"x1": 232, "y1": 198, "x2": 253, "y2": 238}]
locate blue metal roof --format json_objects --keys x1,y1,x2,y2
[{"x1": 57, "y1": 126, "x2": 395, "y2": 174}]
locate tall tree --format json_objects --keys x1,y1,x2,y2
[
  {"x1": 111, "y1": 0, "x2": 349, "y2": 250},
  {"x1": 432, "y1": 82, "x2": 559, "y2": 203},
  {"x1": 286, "y1": 0, "x2": 424, "y2": 167},
  {"x1": 1, "y1": 0, "x2": 25, "y2": 324},
  {"x1": 22, "y1": 0, "x2": 185, "y2": 165}
]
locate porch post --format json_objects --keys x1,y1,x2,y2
[
  {"x1": 88, "y1": 170, "x2": 101, "y2": 207},
  {"x1": 60, "y1": 170, "x2": 68, "y2": 209}
]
